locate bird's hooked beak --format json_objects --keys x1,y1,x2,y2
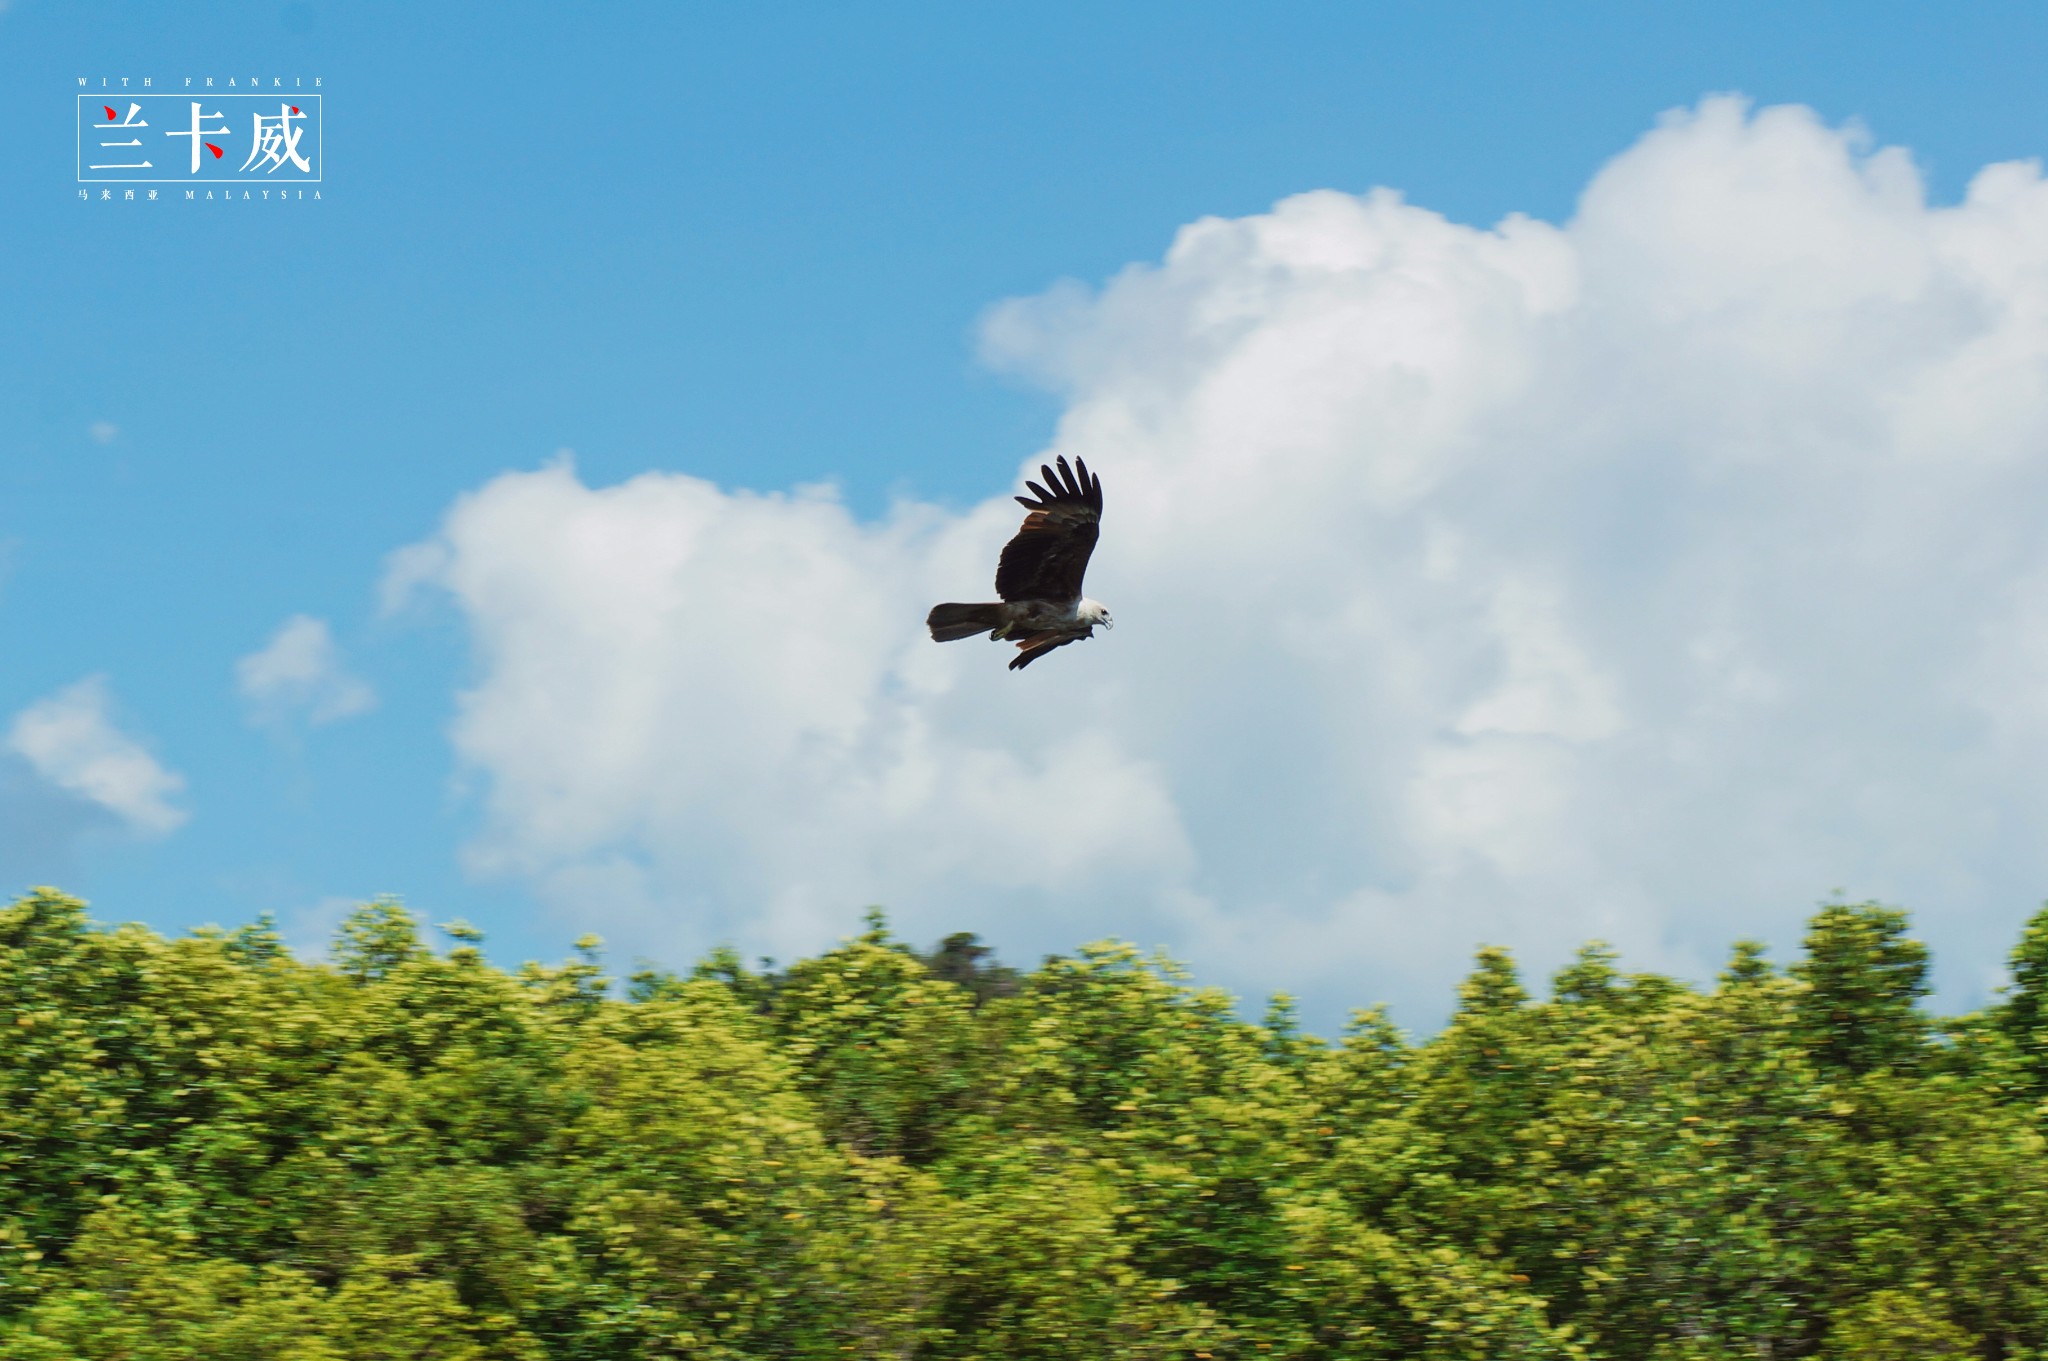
[{"x1": 1100, "y1": 615, "x2": 1114, "y2": 631}]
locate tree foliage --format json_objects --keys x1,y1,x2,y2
[{"x1": 4, "y1": 888, "x2": 2047, "y2": 1358}]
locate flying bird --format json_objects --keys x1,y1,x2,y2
[{"x1": 927, "y1": 455, "x2": 1111, "y2": 670}]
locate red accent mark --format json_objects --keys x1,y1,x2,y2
[
  {"x1": 291, "y1": 105, "x2": 300, "y2": 114},
  {"x1": 206, "y1": 142, "x2": 223, "y2": 159},
  {"x1": 103, "y1": 106, "x2": 117, "y2": 120}
]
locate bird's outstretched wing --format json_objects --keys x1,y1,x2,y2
[{"x1": 995, "y1": 455, "x2": 1102, "y2": 603}]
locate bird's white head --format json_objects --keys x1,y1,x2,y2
[{"x1": 1079, "y1": 597, "x2": 1113, "y2": 630}]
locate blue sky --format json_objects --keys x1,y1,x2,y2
[{"x1": 10, "y1": 2, "x2": 2048, "y2": 1030}]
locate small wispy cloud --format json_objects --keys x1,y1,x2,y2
[
  {"x1": 5, "y1": 675, "x2": 188, "y2": 835},
  {"x1": 283, "y1": 894, "x2": 361, "y2": 960},
  {"x1": 87, "y1": 420, "x2": 118, "y2": 445},
  {"x1": 378, "y1": 541, "x2": 450, "y2": 616},
  {"x1": 236, "y1": 614, "x2": 375, "y2": 728}
]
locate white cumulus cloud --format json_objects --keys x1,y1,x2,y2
[
  {"x1": 236, "y1": 615, "x2": 375, "y2": 727},
  {"x1": 6, "y1": 676, "x2": 188, "y2": 836},
  {"x1": 395, "y1": 97, "x2": 2048, "y2": 1027},
  {"x1": 388, "y1": 462, "x2": 1191, "y2": 958}
]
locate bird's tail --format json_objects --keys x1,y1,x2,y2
[{"x1": 927, "y1": 602, "x2": 1005, "y2": 642}]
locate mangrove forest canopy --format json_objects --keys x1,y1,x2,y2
[{"x1": 4, "y1": 889, "x2": 2048, "y2": 1359}]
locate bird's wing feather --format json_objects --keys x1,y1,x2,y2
[
  {"x1": 995, "y1": 455, "x2": 1103, "y2": 603},
  {"x1": 1008, "y1": 632, "x2": 1084, "y2": 670}
]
